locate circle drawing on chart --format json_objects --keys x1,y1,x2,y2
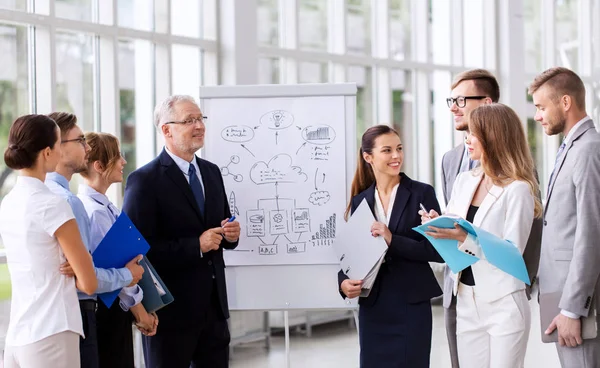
[
  {"x1": 301, "y1": 124, "x2": 336, "y2": 145},
  {"x1": 221, "y1": 125, "x2": 255, "y2": 143},
  {"x1": 260, "y1": 110, "x2": 294, "y2": 130},
  {"x1": 220, "y1": 155, "x2": 244, "y2": 182},
  {"x1": 273, "y1": 213, "x2": 284, "y2": 223}
]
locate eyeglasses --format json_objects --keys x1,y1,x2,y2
[
  {"x1": 164, "y1": 116, "x2": 208, "y2": 126},
  {"x1": 61, "y1": 136, "x2": 87, "y2": 147},
  {"x1": 446, "y1": 96, "x2": 487, "y2": 108}
]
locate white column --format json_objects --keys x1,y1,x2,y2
[
  {"x1": 278, "y1": 0, "x2": 298, "y2": 84},
  {"x1": 32, "y1": 0, "x2": 55, "y2": 113},
  {"x1": 372, "y1": 0, "x2": 391, "y2": 126},
  {"x1": 218, "y1": 0, "x2": 259, "y2": 85},
  {"x1": 328, "y1": 0, "x2": 346, "y2": 83}
]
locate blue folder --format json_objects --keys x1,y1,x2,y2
[
  {"x1": 413, "y1": 216, "x2": 478, "y2": 273},
  {"x1": 92, "y1": 212, "x2": 150, "y2": 307},
  {"x1": 413, "y1": 216, "x2": 530, "y2": 285}
]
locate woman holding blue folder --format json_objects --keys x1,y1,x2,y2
[
  {"x1": 421, "y1": 104, "x2": 542, "y2": 368},
  {"x1": 338, "y1": 125, "x2": 444, "y2": 367},
  {"x1": 77, "y1": 132, "x2": 158, "y2": 368}
]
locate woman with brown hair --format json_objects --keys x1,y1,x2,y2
[
  {"x1": 422, "y1": 103, "x2": 541, "y2": 368},
  {"x1": 77, "y1": 132, "x2": 157, "y2": 368},
  {"x1": 0, "y1": 115, "x2": 97, "y2": 367},
  {"x1": 337, "y1": 125, "x2": 444, "y2": 367}
]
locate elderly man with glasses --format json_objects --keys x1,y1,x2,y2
[{"x1": 123, "y1": 95, "x2": 240, "y2": 368}]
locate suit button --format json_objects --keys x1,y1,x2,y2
[
  {"x1": 544, "y1": 220, "x2": 547, "y2": 226},
  {"x1": 208, "y1": 260, "x2": 213, "y2": 266}
]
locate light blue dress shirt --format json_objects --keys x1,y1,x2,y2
[
  {"x1": 78, "y1": 183, "x2": 143, "y2": 311},
  {"x1": 45, "y1": 172, "x2": 133, "y2": 301},
  {"x1": 165, "y1": 147, "x2": 205, "y2": 195}
]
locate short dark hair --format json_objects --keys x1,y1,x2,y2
[
  {"x1": 4, "y1": 114, "x2": 59, "y2": 170},
  {"x1": 451, "y1": 69, "x2": 500, "y2": 103},
  {"x1": 47, "y1": 112, "x2": 78, "y2": 138},
  {"x1": 528, "y1": 67, "x2": 586, "y2": 109}
]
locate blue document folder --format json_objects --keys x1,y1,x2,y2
[
  {"x1": 413, "y1": 216, "x2": 530, "y2": 284},
  {"x1": 413, "y1": 216, "x2": 478, "y2": 273},
  {"x1": 92, "y1": 212, "x2": 151, "y2": 307}
]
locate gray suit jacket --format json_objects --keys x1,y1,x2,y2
[
  {"x1": 440, "y1": 144, "x2": 543, "y2": 308},
  {"x1": 538, "y1": 119, "x2": 600, "y2": 317}
]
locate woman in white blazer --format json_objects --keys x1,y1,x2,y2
[{"x1": 421, "y1": 103, "x2": 542, "y2": 368}]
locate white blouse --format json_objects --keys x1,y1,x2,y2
[
  {"x1": 0, "y1": 176, "x2": 83, "y2": 346},
  {"x1": 374, "y1": 184, "x2": 399, "y2": 226}
]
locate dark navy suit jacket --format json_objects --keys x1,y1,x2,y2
[
  {"x1": 123, "y1": 149, "x2": 238, "y2": 332},
  {"x1": 338, "y1": 173, "x2": 443, "y2": 306}
]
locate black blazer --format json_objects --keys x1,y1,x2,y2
[
  {"x1": 338, "y1": 173, "x2": 443, "y2": 306},
  {"x1": 123, "y1": 149, "x2": 237, "y2": 331}
]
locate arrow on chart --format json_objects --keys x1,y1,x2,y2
[
  {"x1": 275, "y1": 131, "x2": 279, "y2": 145},
  {"x1": 296, "y1": 126, "x2": 302, "y2": 130},
  {"x1": 296, "y1": 142, "x2": 307, "y2": 155},
  {"x1": 284, "y1": 235, "x2": 293, "y2": 243},
  {"x1": 314, "y1": 168, "x2": 319, "y2": 190},
  {"x1": 254, "y1": 126, "x2": 260, "y2": 129},
  {"x1": 257, "y1": 237, "x2": 267, "y2": 245},
  {"x1": 322, "y1": 173, "x2": 326, "y2": 183},
  {"x1": 275, "y1": 182, "x2": 280, "y2": 210},
  {"x1": 240, "y1": 144, "x2": 255, "y2": 157},
  {"x1": 297, "y1": 233, "x2": 302, "y2": 241}
]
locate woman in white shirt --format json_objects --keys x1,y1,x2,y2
[
  {"x1": 77, "y1": 132, "x2": 157, "y2": 368},
  {"x1": 0, "y1": 114, "x2": 97, "y2": 368},
  {"x1": 422, "y1": 103, "x2": 542, "y2": 368}
]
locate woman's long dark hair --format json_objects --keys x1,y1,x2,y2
[{"x1": 344, "y1": 125, "x2": 400, "y2": 220}]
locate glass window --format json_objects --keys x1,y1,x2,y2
[
  {"x1": 593, "y1": 0, "x2": 600, "y2": 76},
  {"x1": 463, "y1": 0, "x2": 484, "y2": 67},
  {"x1": 55, "y1": 31, "x2": 95, "y2": 133},
  {"x1": 118, "y1": 40, "x2": 152, "y2": 191},
  {"x1": 258, "y1": 57, "x2": 280, "y2": 84},
  {"x1": 524, "y1": 0, "x2": 542, "y2": 73},
  {"x1": 117, "y1": 0, "x2": 154, "y2": 31},
  {"x1": 346, "y1": 0, "x2": 371, "y2": 55},
  {"x1": 298, "y1": 0, "x2": 327, "y2": 51},
  {"x1": 172, "y1": 44, "x2": 201, "y2": 97},
  {"x1": 55, "y1": 0, "x2": 94, "y2": 22},
  {"x1": 389, "y1": 0, "x2": 411, "y2": 60},
  {"x1": 429, "y1": 0, "x2": 451, "y2": 64},
  {"x1": 257, "y1": 0, "x2": 279, "y2": 46},
  {"x1": 391, "y1": 70, "x2": 413, "y2": 176},
  {"x1": 528, "y1": 117, "x2": 545, "y2": 191},
  {"x1": 298, "y1": 62, "x2": 328, "y2": 83},
  {"x1": 0, "y1": 24, "x2": 29, "y2": 202},
  {"x1": 171, "y1": 0, "x2": 201, "y2": 38},
  {"x1": 348, "y1": 65, "x2": 372, "y2": 142},
  {"x1": 0, "y1": 0, "x2": 27, "y2": 11},
  {"x1": 555, "y1": 0, "x2": 579, "y2": 71}
]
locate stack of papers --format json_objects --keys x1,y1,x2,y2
[
  {"x1": 333, "y1": 199, "x2": 388, "y2": 297},
  {"x1": 412, "y1": 215, "x2": 530, "y2": 285}
]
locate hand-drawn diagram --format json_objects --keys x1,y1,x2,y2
[
  {"x1": 250, "y1": 154, "x2": 308, "y2": 185},
  {"x1": 221, "y1": 155, "x2": 243, "y2": 182},
  {"x1": 206, "y1": 96, "x2": 347, "y2": 266},
  {"x1": 260, "y1": 110, "x2": 294, "y2": 130}
]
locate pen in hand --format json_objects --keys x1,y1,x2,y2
[
  {"x1": 221, "y1": 216, "x2": 236, "y2": 238},
  {"x1": 419, "y1": 203, "x2": 431, "y2": 219}
]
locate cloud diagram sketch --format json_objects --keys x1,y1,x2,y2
[{"x1": 204, "y1": 95, "x2": 347, "y2": 266}]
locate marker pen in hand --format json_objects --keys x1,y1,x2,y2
[{"x1": 221, "y1": 216, "x2": 236, "y2": 239}]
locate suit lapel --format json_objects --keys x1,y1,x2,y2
[
  {"x1": 160, "y1": 150, "x2": 205, "y2": 223},
  {"x1": 363, "y1": 184, "x2": 376, "y2": 218},
  {"x1": 388, "y1": 182, "x2": 410, "y2": 234},
  {"x1": 450, "y1": 144, "x2": 465, "y2": 179},
  {"x1": 197, "y1": 157, "x2": 212, "y2": 222},
  {"x1": 545, "y1": 120, "x2": 595, "y2": 210},
  {"x1": 453, "y1": 172, "x2": 482, "y2": 218},
  {"x1": 473, "y1": 185, "x2": 503, "y2": 226}
]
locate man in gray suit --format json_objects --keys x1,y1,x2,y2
[
  {"x1": 530, "y1": 67, "x2": 600, "y2": 367},
  {"x1": 441, "y1": 69, "x2": 542, "y2": 368}
]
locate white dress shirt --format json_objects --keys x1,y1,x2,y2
[
  {"x1": 374, "y1": 184, "x2": 399, "y2": 226},
  {"x1": 78, "y1": 184, "x2": 143, "y2": 311},
  {"x1": 0, "y1": 176, "x2": 84, "y2": 346}
]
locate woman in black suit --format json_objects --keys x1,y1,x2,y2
[{"x1": 338, "y1": 125, "x2": 444, "y2": 367}]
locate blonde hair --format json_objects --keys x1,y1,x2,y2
[
  {"x1": 528, "y1": 67, "x2": 586, "y2": 110},
  {"x1": 468, "y1": 104, "x2": 542, "y2": 218},
  {"x1": 80, "y1": 132, "x2": 121, "y2": 181}
]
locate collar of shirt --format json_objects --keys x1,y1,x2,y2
[
  {"x1": 16, "y1": 175, "x2": 48, "y2": 190},
  {"x1": 78, "y1": 183, "x2": 110, "y2": 206},
  {"x1": 45, "y1": 172, "x2": 70, "y2": 190},
  {"x1": 563, "y1": 116, "x2": 591, "y2": 146},
  {"x1": 165, "y1": 147, "x2": 201, "y2": 179}
]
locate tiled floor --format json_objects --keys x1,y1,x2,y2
[{"x1": 230, "y1": 296, "x2": 562, "y2": 368}]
